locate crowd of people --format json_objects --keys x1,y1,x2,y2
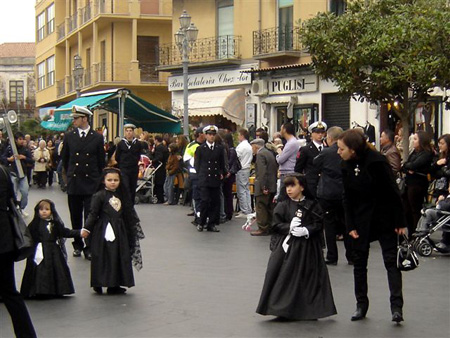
[{"x1": 1, "y1": 102, "x2": 449, "y2": 336}]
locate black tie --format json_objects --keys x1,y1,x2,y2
[
  {"x1": 81, "y1": 131, "x2": 86, "y2": 140},
  {"x1": 318, "y1": 145, "x2": 322, "y2": 152},
  {"x1": 210, "y1": 145, "x2": 214, "y2": 151}
]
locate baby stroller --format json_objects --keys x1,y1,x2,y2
[
  {"x1": 135, "y1": 155, "x2": 162, "y2": 204},
  {"x1": 412, "y1": 210, "x2": 450, "y2": 256}
]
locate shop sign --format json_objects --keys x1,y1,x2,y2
[
  {"x1": 168, "y1": 69, "x2": 251, "y2": 91},
  {"x1": 268, "y1": 75, "x2": 318, "y2": 95}
]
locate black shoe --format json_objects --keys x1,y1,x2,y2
[
  {"x1": 325, "y1": 260, "x2": 337, "y2": 266},
  {"x1": 207, "y1": 226, "x2": 220, "y2": 232},
  {"x1": 191, "y1": 220, "x2": 199, "y2": 226},
  {"x1": 187, "y1": 212, "x2": 195, "y2": 216},
  {"x1": 392, "y1": 312, "x2": 404, "y2": 323},
  {"x1": 93, "y1": 287, "x2": 103, "y2": 294},
  {"x1": 107, "y1": 287, "x2": 126, "y2": 295},
  {"x1": 351, "y1": 307, "x2": 367, "y2": 321},
  {"x1": 73, "y1": 249, "x2": 82, "y2": 257},
  {"x1": 197, "y1": 224, "x2": 204, "y2": 232},
  {"x1": 83, "y1": 250, "x2": 92, "y2": 260}
]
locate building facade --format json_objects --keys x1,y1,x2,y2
[
  {"x1": 159, "y1": 0, "x2": 449, "y2": 140},
  {"x1": 0, "y1": 43, "x2": 37, "y2": 125},
  {"x1": 35, "y1": 0, "x2": 174, "y2": 136}
]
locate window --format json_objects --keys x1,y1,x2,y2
[
  {"x1": 46, "y1": 56, "x2": 55, "y2": 86},
  {"x1": 330, "y1": 0, "x2": 347, "y2": 16},
  {"x1": 37, "y1": 11, "x2": 46, "y2": 41},
  {"x1": 278, "y1": 0, "x2": 293, "y2": 51},
  {"x1": 47, "y1": 3, "x2": 55, "y2": 35},
  {"x1": 217, "y1": 0, "x2": 234, "y2": 59},
  {"x1": 37, "y1": 62, "x2": 46, "y2": 90},
  {"x1": 9, "y1": 81, "x2": 24, "y2": 104}
]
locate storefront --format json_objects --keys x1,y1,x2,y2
[{"x1": 169, "y1": 65, "x2": 254, "y2": 131}]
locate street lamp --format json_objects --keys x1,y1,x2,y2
[
  {"x1": 73, "y1": 54, "x2": 84, "y2": 98},
  {"x1": 175, "y1": 10, "x2": 198, "y2": 138}
]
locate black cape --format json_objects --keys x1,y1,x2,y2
[
  {"x1": 84, "y1": 189, "x2": 139, "y2": 288},
  {"x1": 21, "y1": 200, "x2": 80, "y2": 297},
  {"x1": 256, "y1": 198, "x2": 337, "y2": 320}
]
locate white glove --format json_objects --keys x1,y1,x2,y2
[
  {"x1": 291, "y1": 226, "x2": 309, "y2": 238},
  {"x1": 290, "y1": 216, "x2": 302, "y2": 228}
]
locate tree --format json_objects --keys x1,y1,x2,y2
[{"x1": 300, "y1": 0, "x2": 450, "y2": 158}]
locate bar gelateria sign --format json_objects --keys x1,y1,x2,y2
[{"x1": 168, "y1": 69, "x2": 251, "y2": 91}]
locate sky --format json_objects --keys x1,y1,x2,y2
[{"x1": 0, "y1": 0, "x2": 36, "y2": 44}]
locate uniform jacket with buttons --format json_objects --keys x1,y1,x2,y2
[
  {"x1": 61, "y1": 128, "x2": 106, "y2": 195},
  {"x1": 294, "y1": 141, "x2": 322, "y2": 196},
  {"x1": 194, "y1": 143, "x2": 226, "y2": 188}
]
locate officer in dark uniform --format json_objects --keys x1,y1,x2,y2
[
  {"x1": 115, "y1": 123, "x2": 143, "y2": 204},
  {"x1": 194, "y1": 125, "x2": 226, "y2": 232},
  {"x1": 294, "y1": 121, "x2": 327, "y2": 198},
  {"x1": 61, "y1": 105, "x2": 106, "y2": 259}
]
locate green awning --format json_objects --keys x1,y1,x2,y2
[{"x1": 41, "y1": 89, "x2": 181, "y2": 134}]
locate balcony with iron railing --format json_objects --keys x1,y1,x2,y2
[
  {"x1": 57, "y1": 79, "x2": 66, "y2": 97},
  {"x1": 81, "y1": 4, "x2": 92, "y2": 25},
  {"x1": 139, "y1": 63, "x2": 159, "y2": 82},
  {"x1": 158, "y1": 35, "x2": 241, "y2": 69},
  {"x1": 67, "y1": 13, "x2": 78, "y2": 34},
  {"x1": 94, "y1": 0, "x2": 114, "y2": 15},
  {"x1": 57, "y1": 22, "x2": 65, "y2": 41},
  {"x1": 253, "y1": 26, "x2": 307, "y2": 60}
]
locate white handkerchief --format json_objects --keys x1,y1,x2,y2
[
  {"x1": 105, "y1": 223, "x2": 116, "y2": 242},
  {"x1": 34, "y1": 243, "x2": 44, "y2": 265}
]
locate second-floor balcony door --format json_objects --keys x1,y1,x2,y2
[
  {"x1": 217, "y1": 0, "x2": 234, "y2": 59},
  {"x1": 278, "y1": 0, "x2": 293, "y2": 51},
  {"x1": 138, "y1": 36, "x2": 159, "y2": 82}
]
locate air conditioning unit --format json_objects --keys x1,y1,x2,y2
[{"x1": 251, "y1": 80, "x2": 268, "y2": 96}]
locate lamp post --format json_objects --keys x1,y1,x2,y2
[
  {"x1": 73, "y1": 55, "x2": 84, "y2": 98},
  {"x1": 175, "y1": 10, "x2": 198, "y2": 138}
]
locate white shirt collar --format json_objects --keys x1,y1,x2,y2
[
  {"x1": 206, "y1": 141, "x2": 215, "y2": 148},
  {"x1": 312, "y1": 140, "x2": 323, "y2": 150},
  {"x1": 78, "y1": 126, "x2": 90, "y2": 137}
]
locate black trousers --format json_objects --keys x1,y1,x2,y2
[
  {"x1": 0, "y1": 252, "x2": 36, "y2": 338},
  {"x1": 190, "y1": 177, "x2": 201, "y2": 223},
  {"x1": 199, "y1": 185, "x2": 221, "y2": 227},
  {"x1": 352, "y1": 232, "x2": 403, "y2": 313},
  {"x1": 319, "y1": 198, "x2": 352, "y2": 263},
  {"x1": 68, "y1": 194, "x2": 92, "y2": 252},
  {"x1": 403, "y1": 183, "x2": 428, "y2": 236},
  {"x1": 223, "y1": 175, "x2": 235, "y2": 220},
  {"x1": 121, "y1": 167, "x2": 139, "y2": 204}
]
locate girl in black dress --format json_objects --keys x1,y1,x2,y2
[
  {"x1": 81, "y1": 167, "x2": 144, "y2": 295},
  {"x1": 256, "y1": 173, "x2": 337, "y2": 320},
  {"x1": 21, "y1": 199, "x2": 80, "y2": 298}
]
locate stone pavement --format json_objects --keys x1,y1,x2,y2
[{"x1": 1, "y1": 186, "x2": 449, "y2": 338}]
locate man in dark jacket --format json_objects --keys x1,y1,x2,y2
[
  {"x1": 61, "y1": 105, "x2": 105, "y2": 259},
  {"x1": 295, "y1": 121, "x2": 327, "y2": 197},
  {"x1": 151, "y1": 135, "x2": 169, "y2": 203},
  {"x1": 380, "y1": 129, "x2": 401, "y2": 176},
  {"x1": 115, "y1": 123, "x2": 143, "y2": 204},
  {"x1": 0, "y1": 165, "x2": 36, "y2": 338},
  {"x1": 2, "y1": 132, "x2": 34, "y2": 216},
  {"x1": 194, "y1": 125, "x2": 226, "y2": 232},
  {"x1": 250, "y1": 138, "x2": 278, "y2": 236},
  {"x1": 314, "y1": 126, "x2": 351, "y2": 265}
]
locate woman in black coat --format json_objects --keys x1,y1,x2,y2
[
  {"x1": 337, "y1": 129, "x2": 407, "y2": 323},
  {"x1": 0, "y1": 165, "x2": 36, "y2": 337},
  {"x1": 402, "y1": 130, "x2": 433, "y2": 236}
]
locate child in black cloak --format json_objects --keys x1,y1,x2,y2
[
  {"x1": 20, "y1": 199, "x2": 81, "y2": 298},
  {"x1": 256, "y1": 173, "x2": 337, "y2": 320},
  {"x1": 81, "y1": 167, "x2": 144, "y2": 295}
]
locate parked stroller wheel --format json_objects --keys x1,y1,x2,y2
[
  {"x1": 417, "y1": 242, "x2": 432, "y2": 257},
  {"x1": 151, "y1": 196, "x2": 159, "y2": 204},
  {"x1": 134, "y1": 196, "x2": 140, "y2": 205}
]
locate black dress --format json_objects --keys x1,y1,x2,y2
[
  {"x1": 256, "y1": 198, "x2": 337, "y2": 320},
  {"x1": 84, "y1": 189, "x2": 138, "y2": 288},
  {"x1": 21, "y1": 219, "x2": 79, "y2": 297}
]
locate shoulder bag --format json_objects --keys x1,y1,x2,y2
[{"x1": 397, "y1": 234, "x2": 419, "y2": 271}]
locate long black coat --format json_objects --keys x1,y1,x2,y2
[
  {"x1": 342, "y1": 148, "x2": 406, "y2": 250},
  {"x1": 314, "y1": 143, "x2": 344, "y2": 200},
  {"x1": 194, "y1": 143, "x2": 226, "y2": 188},
  {"x1": 295, "y1": 142, "x2": 321, "y2": 197},
  {"x1": 0, "y1": 165, "x2": 15, "y2": 255},
  {"x1": 257, "y1": 198, "x2": 337, "y2": 320},
  {"x1": 151, "y1": 143, "x2": 169, "y2": 184},
  {"x1": 61, "y1": 129, "x2": 106, "y2": 195}
]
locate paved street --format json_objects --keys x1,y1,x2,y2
[{"x1": 1, "y1": 185, "x2": 449, "y2": 338}]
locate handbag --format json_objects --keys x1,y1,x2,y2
[
  {"x1": 397, "y1": 234, "x2": 419, "y2": 271},
  {"x1": 396, "y1": 173, "x2": 406, "y2": 195},
  {"x1": 9, "y1": 199, "x2": 34, "y2": 261}
]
